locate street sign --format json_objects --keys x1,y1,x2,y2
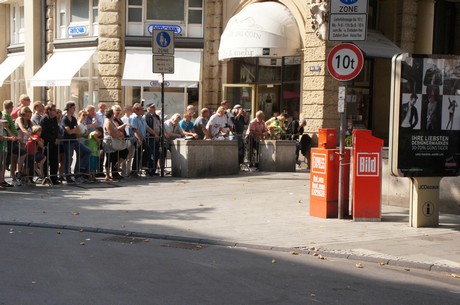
[
  {"x1": 329, "y1": 0, "x2": 368, "y2": 41},
  {"x1": 153, "y1": 55, "x2": 174, "y2": 74},
  {"x1": 327, "y1": 43, "x2": 364, "y2": 81},
  {"x1": 152, "y1": 29, "x2": 175, "y2": 55}
]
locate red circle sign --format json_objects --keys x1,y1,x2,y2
[{"x1": 327, "y1": 43, "x2": 364, "y2": 81}]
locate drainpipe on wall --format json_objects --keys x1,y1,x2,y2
[{"x1": 40, "y1": 0, "x2": 46, "y2": 101}]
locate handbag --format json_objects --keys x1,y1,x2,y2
[{"x1": 103, "y1": 137, "x2": 128, "y2": 153}]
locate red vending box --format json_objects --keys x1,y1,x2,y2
[
  {"x1": 352, "y1": 129, "x2": 384, "y2": 221},
  {"x1": 318, "y1": 128, "x2": 337, "y2": 149},
  {"x1": 310, "y1": 147, "x2": 350, "y2": 218}
]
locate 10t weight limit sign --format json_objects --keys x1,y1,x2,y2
[{"x1": 327, "y1": 43, "x2": 364, "y2": 81}]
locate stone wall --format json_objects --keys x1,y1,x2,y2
[{"x1": 98, "y1": 0, "x2": 123, "y2": 105}]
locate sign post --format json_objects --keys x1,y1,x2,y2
[
  {"x1": 327, "y1": 43, "x2": 364, "y2": 219},
  {"x1": 329, "y1": 0, "x2": 368, "y2": 41},
  {"x1": 152, "y1": 29, "x2": 175, "y2": 177}
]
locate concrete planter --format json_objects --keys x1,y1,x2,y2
[
  {"x1": 258, "y1": 140, "x2": 296, "y2": 172},
  {"x1": 171, "y1": 140, "x2": 239, "y2": 178}
]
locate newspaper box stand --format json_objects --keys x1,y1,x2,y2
[
  {"x1": 310, "y1": 147, "x2": 350, "y2": 218},
  {"x1": 352, "y1": 129, "x2": 384, "y2": 221}
]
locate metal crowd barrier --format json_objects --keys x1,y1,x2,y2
[{"x1": 3, "y1": 135, "x2": 168, "y2": 187}]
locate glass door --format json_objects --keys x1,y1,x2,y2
[
  {"x1": 257, "y1": 84, "x2": 281, "y2": 120},
  {"x1": 223, "y1": 84, "x2": 255, "y2": 118}
]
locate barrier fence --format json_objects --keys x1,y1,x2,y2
[
  {"x1": 1, "y1": 135, "x2": 165, "y2": 186},
  {"x1": 1, "y1": 133, "x2": 308, "y2": 186}
]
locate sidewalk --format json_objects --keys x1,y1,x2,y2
[{"x1": 1, "y1": 170, "x2": 459, "y2": 273}]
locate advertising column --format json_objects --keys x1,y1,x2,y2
[{"x1": 390, "y1": 54, "x2": 460, "y2": 227}]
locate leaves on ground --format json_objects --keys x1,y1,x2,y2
[
  {"x1": 355, "y1": 263, "x2": 363, "y2": 268},
  {"x1": 71, "y1": 211, "x2": 80, "y2": 216}
]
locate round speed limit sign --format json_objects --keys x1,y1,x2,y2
[{"x1": 327, "y1": 43, "x2": 364, "y2": 81}]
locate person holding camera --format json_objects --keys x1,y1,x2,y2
[{"x1": 231, "y1": 104, "x2": 249, "y2": 164}]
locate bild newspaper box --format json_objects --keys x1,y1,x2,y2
[{"x1": 310, "y1": 147, "x2": 350, "y2": 218}]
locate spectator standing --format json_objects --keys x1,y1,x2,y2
[
  {"x1": 144, "y1": 103, "x2": 161, "y2": 175},
  {"x1": 194, "y1": 108, "x2": 210, "y2": 140},
  {"x1": 2, "y1": 100, "x2": 19, "y2": 173},
  {"x1": 247, "y1": 110, "x2": 269, "y2": 167},
  {"x1": 231, "y1": 104, "x2": 249, "y2": 164},
  {"x1": 84, "y1": 105, "x2": 98, "y2": 133},
  {"x1": 11, "y1": 94, "x2": 31, "y2": 120},
  {"x1": 179, "y1": 112, "x2": 198, "y2": 139},
  {"x1": 62, "y1": 102, "x2": 91, "y2": 183},
  {"x1": 40, "y1": 103, "x2": 61, "y2": 185},
  {"x1": 31, "y1": 101, "x2": 45, "y2": 126},
  {"x1": 0, "y1": 112, "x2": 15, "y2": 188},
  {"x1": 14, "y1": 107, "x2": 33, "y2": 185},
  {"x1": 206, "y1": 106, "x2": 228, "y2": 140},
  {"x1": 129, "y1": 103, "x2": 153, "y2": 177}
]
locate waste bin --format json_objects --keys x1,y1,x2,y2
[{"x1": 352, "y1": 129, "x2": 384, "y2": 221}]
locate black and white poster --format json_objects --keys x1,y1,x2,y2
[{"x1": 397, "y1": 55, "x2": 460, "y2": 177}]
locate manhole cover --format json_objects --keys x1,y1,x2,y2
[
  {"x1": 102, "y1": 236, "x2": 147, "y2": 244},
  {"x1": 68, "y1": 182, "x2": 123, "y2": 189},
  {"x1": 161, "y1": 242, "x2": 205, "y2": 251}
]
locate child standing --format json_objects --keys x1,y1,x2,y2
[
  {"x1": 87, "y1": 127, "x2": 103, "y2": 181},
  {"x1": 25, "y1": 125, "x2": 46, "y2": 183}
]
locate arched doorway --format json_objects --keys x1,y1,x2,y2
[{"x1": 219, "y1": 1, "x2": 302, "y2": 120}]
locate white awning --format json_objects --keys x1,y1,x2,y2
[
  {"x1": 30, "y1": 47, "x2": 96, "y2": 87},
  {"x1": 122, "y1": 48, "x2": 202, "y2": 88},
  {"x1": 0, "y1": 53, "x2": 24, "y2": 87},
  {"x1": 218, "y1": 2, "x2": 301, "y2": 60},
  {"x1": 354, "y1": 31, "x2": 403, "y2": 59}
]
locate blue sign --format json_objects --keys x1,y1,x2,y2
[
  {"x1": 147, "y1": 24, "x2": 182, "y2": 35},
  {"x1": 340, "y1": 0, "x2": 358, "y2": 4},
  {"x1": 68, "y1": 26, "x2": 87, "y2": 36},
  {"x1": 156, "y1": 31, "x2": 171, "y2": 48}
]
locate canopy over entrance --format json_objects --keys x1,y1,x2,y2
[{"x1": 218, "y1": 2, "x2": 301, "y2": 60}]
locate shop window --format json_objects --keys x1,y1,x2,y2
[
  {"x1": 10, "y1": 4, "x2": 25, "y2": 45},
  {"x1": 57, "y1": 0, "x2": 99, "y2": 39},
  {"x1": 126, "y1": 0, "x2": 203, "y2": 38},
  {"x1": 56, "y1": 55, "x2": 98, "y2": 111},
  {"x1": 125, "y1": 86, "x2": 198, "y2": 117},
  {"x1": 258, "y1": 58, "x2": 282, "y2": 83}
]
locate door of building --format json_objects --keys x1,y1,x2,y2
[
  {"x1": 222, "y1": 84, "x2": 255, "y2": 115},
  {"x1": 257, "y1": 84, "x2": 281, "y2": 120}
]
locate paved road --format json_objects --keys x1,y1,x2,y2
[
  {"x1": 1, "y1": 226, "x2": 459, "y2": 305},
  {"x1": 1, "y1": 171, "x2": 459, "y2": 273}
]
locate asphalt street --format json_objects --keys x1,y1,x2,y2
[{"x1": 1, "y1": 226, "x2": 459, "y2": 305}]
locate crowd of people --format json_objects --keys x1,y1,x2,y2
[{"x1": 0, "y1": 97, "x2": 309, "y2": 188}]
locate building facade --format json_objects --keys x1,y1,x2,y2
[{"x1": 0, "y1": 0, "x2": 458, "y2": 141}]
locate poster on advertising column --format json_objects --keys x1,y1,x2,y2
[{"x1": 391, "y1": 54, "x2": 460, "y2": 177}]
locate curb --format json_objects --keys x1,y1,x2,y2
[{"x1": 2, "y1": 221, "x2": 459, "y2": 274}]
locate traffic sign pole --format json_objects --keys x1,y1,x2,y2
[{"x1": 327, "y1": 44, "x2": 364, "y2": 219}]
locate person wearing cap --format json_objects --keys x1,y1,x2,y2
[
  {"x1": 400, "y1": 93, "x2": 419, "y2": 130},
  {"x1": 231, "y1": 104, "x2": 249, "y2": 164},
  {"x1": 144, "y1": 103, "x2": 161, "y2": 175}
]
